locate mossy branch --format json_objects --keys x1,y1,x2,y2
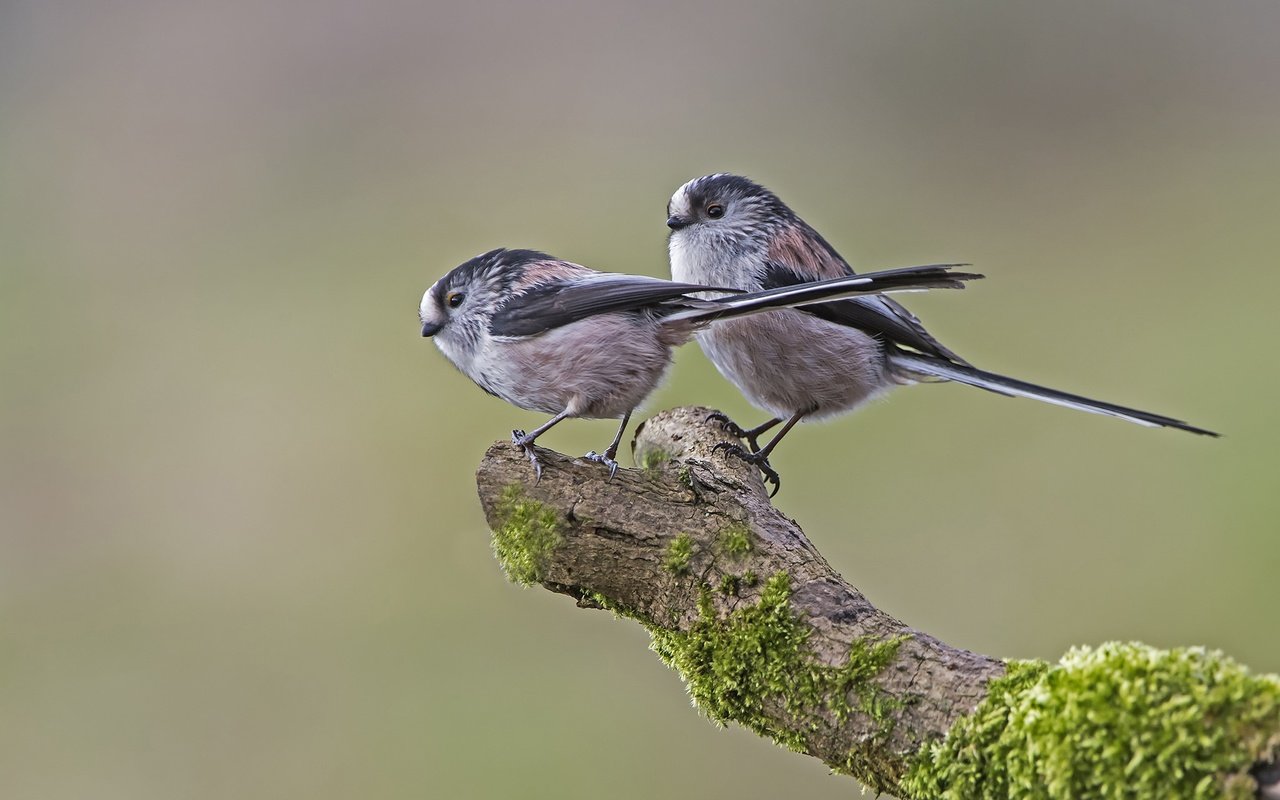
[{"x1": 473, "y1": 406, "x2": 1280, "y2": 799}]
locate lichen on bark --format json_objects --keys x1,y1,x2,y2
[
  {"x1": 902, "y1": 642, "x2": 1280, "y2": 800},
  {"x1": 646, "y1": 572, "x2": 907, "y2": 776},
  {"x1": 489, "y1": 484, "x2": 561, "y2": 585}
]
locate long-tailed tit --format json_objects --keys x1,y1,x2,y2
[
  {"x1": 667, "y1": 174, "x2": 1218, "y2": 492},
  {"x1": 420, "y1": 247, "x2": 981, "y2": 480}
]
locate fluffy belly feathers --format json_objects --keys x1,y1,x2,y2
[{"x1": 697, "y1": 309, "x2": 895, "y2": 420}]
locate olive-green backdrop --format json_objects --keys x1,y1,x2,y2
[{"x1": 2, "y1": 2, "x2": 1277, "y2": 797}]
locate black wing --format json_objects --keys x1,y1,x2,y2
[
  {"x1": 760, "y1": 261, "x2": 970, "y2": 364},
  {"x1": 488, "y1": 273, "x2": 739, "y2": 337}
]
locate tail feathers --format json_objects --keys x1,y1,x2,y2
[
  {"x1": 662, "y1": 264, "x2": 983, "y2": 325},
  {"x1": 890, "y1": 351, "x2": 1219, "y2": 437}
]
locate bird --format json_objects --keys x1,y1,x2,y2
[
  {"x1": 420, "y1": 247, "x2": 981, "y2": 481},
  {"x1": 666, "y1": 173, "x2": 1218, "y2": 493}
]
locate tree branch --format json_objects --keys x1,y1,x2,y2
[{"x1": 474, "y1": 407, "x2": 1280, "y2": 799}]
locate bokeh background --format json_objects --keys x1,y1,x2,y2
[{"x1": 3, "y1": 1, "x2": 1278, "y2": 797}]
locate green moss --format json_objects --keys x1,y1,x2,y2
[
  {"x1": 647, "y1": 572, "x2": 905, "y2": 762},
  {"x1": 741, "y1": 569, "x2": 758, "y2": 588},
  {"x1": 717, "y1": 524, "x2": 752, "y2": 558},
  {"x1": 901, "y1": 642, "x2": 1280, "y2": 800},
  {"x1": 490, "y1": 484, "x2": 562, "y2": 586},
  {"x1": 718, "y1": 574, "x2": 740, "y2": 596},
  {"x1": 665, "y1": 533, "x2": 694, "y2": 575},
  {"x1": 676, "y1": 465, "x2": 694, "y2": 488}
]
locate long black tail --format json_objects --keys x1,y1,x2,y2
[
  {"x1": 890, "y1": 351, "x2": 1218, "y2": 436},
  {"x1": 662, "y1": 264, "x2": 983, "y2": 325}
]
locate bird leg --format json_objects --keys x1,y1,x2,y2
[
  {"x1": 583, "y1": 410, "x2": 632, "y2": 480},
  {"x1": 712, "y1": 411, "x2": 806, "y2": 497}
]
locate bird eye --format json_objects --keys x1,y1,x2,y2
[
  {"x1": 446, "y1": 291, "x2": 465, "y2": 308},
  {"x1": 706, "y1": 203, "x2": 725, "y2": 219}
]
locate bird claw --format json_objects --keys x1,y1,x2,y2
[
  {"x1": 706, "y1": 411, "x2": 749, "y2": 440},
  {"x1": 511, "y1": 429, "x2": 543, "y2": 484},
  {"x1": 711, "y1": 442, "x2": 782, "y2": 497},
  {"x1": 706, "y1": 411, "x2": 770, "y2": 452},
  {"x1": 582, "y1": 450, "x2": 620, "y2": 480}
]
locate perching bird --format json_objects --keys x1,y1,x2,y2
[
  {"x1": 420, "y1": 247, "x2": 981, "y2": 480},
  {"x1": 666, "y1": 173, "x2": 1218, "y2": 493}
]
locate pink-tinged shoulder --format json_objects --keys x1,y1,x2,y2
[
  {"x1": 509, "y1": 259, "x2": 594, "y2": 292},
  {"x1": 765, "y1": 222, "x2": 850, "y2": 279}
]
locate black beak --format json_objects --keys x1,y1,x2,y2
[
  {"x1": 421, "y1": 321, "x2": 443, "y2": 337},
  {"x1": 667, "y1": 214, "x2": 691, "y2": 231}
]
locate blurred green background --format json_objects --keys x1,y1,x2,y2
[{"x1": 2, "y1": 1, "x2": 1278, "y2": 797}]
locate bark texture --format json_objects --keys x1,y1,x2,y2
[{"x1": 472, "y1": 406, "x2": 1279, "y2": 798}]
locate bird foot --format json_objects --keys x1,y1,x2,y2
[
  {"x1": 511, "y1": 429, "x2": 543, "y2": 484},
  {"x1": 711, "y1": 442, "x2": 782, "y2": 497},
  {"x1": 706, "y1": 411, "x2": 771, "y2": 452},
  {"x1": 582, "y1": 450, "x2": 621, "y2": 480}
]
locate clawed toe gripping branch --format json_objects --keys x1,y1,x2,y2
[
  {"x1": 475, "y1": 406, "x2": 1280, "y2": 799},
  {"x1": 705, "y1": 411, "x2": 787, "y2": 495}
]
